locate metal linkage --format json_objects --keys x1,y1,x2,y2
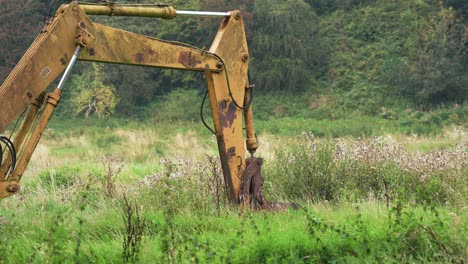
[{"x1": 3, "y1": 45, "x2": 81, "y2": 193}]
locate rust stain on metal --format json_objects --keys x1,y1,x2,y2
[
  {"x1": 133, "y1": 53, "x2": 145, "y2": 63},
  {"x1": 60, "y1": 53, "x2": 69, "y2": 65},
  {"x1": 178, "y1": 51, "x2": 200, "y2": 68},
  {"x1": 88, "y1": 47, "x2": 96, "y2": 56},
  {"x1": 227, "y1": 147, "x2": 236, "y2": 157},
  {"x1": 218, "y1": 101, "x2": 237, "y2": 128}
]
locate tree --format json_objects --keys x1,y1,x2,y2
[
  {"x1": 394, "y1": 6, "x2": 467, "y2": 104},
  {"x1": 71, "y1": 63, "x2": 119, "y2": 118},
  {"x1": 0, "y1": 0, "x2": 47, "y2": 82},
  {"x1": 250, "y1": 0, "x2": 328, "y2": 93}
]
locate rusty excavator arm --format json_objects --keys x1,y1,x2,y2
[{"x1": 0, "y1": 2, "x2": 288, "y2": 209}]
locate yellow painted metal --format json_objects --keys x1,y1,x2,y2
[
  {"x1": 204, "y1": 10, "x2": 250, "y2": 202},
  {"x1": 9, "y1": 89, "x2": 62, "y2": 184},
  {"x1": 0, "y1": 182, "x2": 19, "y2": 199},
  {"x1": 0, "y1": 2, "x2": 220, "y2": 133},
  {"x1": 0, "y1": 2, "x2": 91, "y2": 133},
  {"x1": 0, "y1": 94, "x2": 44, "y2": 180},
  {"x1": 0, "y1": 3, "x2": 254, "y2": 205},
  {"x1": 79, "y1": 23, "x2": 221, "y2": 71}
]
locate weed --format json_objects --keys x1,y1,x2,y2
[
  {"x1": 204, "y1": 155, "x2": 226, "y2": 216},
  {"x1": 122, "y1": 194, "x2": 146, "y2": 263},
  {"x1": 159, "y1": 215, "x2": 176, "y2": 263},
  {"x1": 101, "y1": 155, "x2": 123, "y2": 199},
  {"x1": 73, "y1": 184, "x2": 90, "y2": 263}
]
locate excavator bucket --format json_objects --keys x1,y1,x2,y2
[{"x1": 241, "y1": 157, "x2": 299, "y2": 210}]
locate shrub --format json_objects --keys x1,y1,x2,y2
[
  {"x1": 264, "y1": 135, "x2": 467, "y2": 206},
  {"x1": 148, "y1": 89, "x2": 201, "y2": 122}
]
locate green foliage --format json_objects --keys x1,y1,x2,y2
[
  {"x1": 1, "y1": 0, "x2": 467, "y2": 120},
  {"x1": 0, "y1": 0, "x2": 46, "y2": 81},
  {"x1": 319, "y1": 0, "x2": 467, "y2": 113},
  {"x1": 38, "y1": 165, "x2": 82, "y2": 189},
  {"x1": 391, "y1": 6, "x2": 468, "y2": 104},
  {"x1": 121, "y1": 195, "x2": 146, "y2": 263},
  {"x1": 320, "y1": 4, "x2": 402, "y2": 114},
  {"x1": 251, "y1": 0, "x2": 328, "y2": 93},
  {"x1": 305, "y1": 0, "x2": 378, "y2": 15},
  {"x1": 265, "y1": 135, "x2": 467, "y2": 206},
  {"x1": 1, "y1": 196, "x2": 465, "y2": 262},
  {"x1": 147, "y1": 89, "x2": 202, "y2": 122},
  {"x1": 70, "y1": 63, "x2": 119, "y2": 118},
  {"x1": 84, "y1": 0, "x2": 206, "y2": 116},
  {"x1": 94, "y1": 133, "x2": 123, "y2": 149},
  {"x1": 0, "y1": 119, "x2": 466, "y2": 262}
]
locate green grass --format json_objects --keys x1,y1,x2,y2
[
  {"x1": 47, "y1": 104, "x2": 468, "y2": 141},
  {"x1": 0, "y1": 117, "x2": 466, "y2": 263},
  {"x1": 1, "y1": 194, "x2": 465, "y2": 263}
]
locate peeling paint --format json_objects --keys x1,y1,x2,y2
[
  {"x1": 219, "y1": 101, "x2": 237, "y2": 128},
  {"x1": 88, "y1": 47, "x2": 96, "y2": 56},
  {"x1": 227, "y1": 146, "x2": 236, "y2": 157},
  {"x1": 178, "y1": 51, "x2": 200, "y2": 68},
  {"x1": 133, "y1": 53, "x2": 145, "y2": 63}
]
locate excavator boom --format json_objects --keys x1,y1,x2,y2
[{"x1": 0, "y1": 2, "x2": 287, "y2": 209}]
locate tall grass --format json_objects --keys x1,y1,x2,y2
[
  {"x1": 0, "y1": 120, "x2": 466, "y2": 263},
  {"x1": 265, "y1": 134, "x2": 467, "y2": 207}
]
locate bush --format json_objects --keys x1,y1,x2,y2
[
  {"x1": 147, "y1": 89, "x2": 202, "y2": 122},
  {"x1": 264, "y1": 135, "x2": 467, "y2": 205}
]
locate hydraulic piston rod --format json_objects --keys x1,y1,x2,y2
[
  {"x1": 60, "y1": 3, "x2": 231, "y2": 18},
  {"x1": 58, "y1": 46, "x2": 81, "y2": 90},
  {"x1": 6, "y1": 46, "x2": 81, "y2": 186},
  {"x1": 176, "y1": 10, "x2": 231, "y2": 17}
]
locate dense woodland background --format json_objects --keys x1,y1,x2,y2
[{"x1": 0, "y1": 0, "x2": 467, "y2": 120}]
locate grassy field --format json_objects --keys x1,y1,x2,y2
[{"x1": 0, "y1": 117, "x2": 466, "y2": 263}]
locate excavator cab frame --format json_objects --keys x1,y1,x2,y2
[{"x1": 0, "y1": 2, "x2": 287, "y2": 209}]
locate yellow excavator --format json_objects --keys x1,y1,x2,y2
[{"x1": 0, "y1": 1, "x2": 290, "y2": 209}]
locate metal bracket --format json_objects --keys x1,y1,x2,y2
[
  {"x1": 0, "y1": 182, "x2": 19, "y2": 199},
  {"x1": 76, "y1": 22, "x2": 95, "y2": 47}
]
